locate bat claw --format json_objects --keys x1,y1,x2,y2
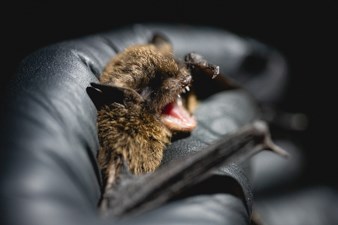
[
  {"x1": 251, "y1": 121, "x2": 289, "y2": 157},
  {"x1": 264, "y1": 139, "x2": 289, "y2": 158},
  {"x1": 212, "y1": 65, "x2": 220, "y2": 79}
]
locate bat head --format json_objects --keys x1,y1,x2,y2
[
  {"x1": 139, "y1": 33, "x2": 196, "y2": 132},
  {"x1": 89, "y1": 33, "x2": 197, "y2": 132}
]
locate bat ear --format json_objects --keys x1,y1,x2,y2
[
  {"x1": 86, "y1": 82, "x2": 143, "y2": 110},
  {"x1": 149, "y1": 32, "x2": 173, "y2": 54}
]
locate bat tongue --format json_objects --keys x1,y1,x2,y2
[{"x1": 161, "y1": 97, "x2": 197, "y2": 132}]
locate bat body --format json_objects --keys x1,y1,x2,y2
[
  {"x1": 87, "y1": 34, "x2": 212, "y2": 205},
  {"x1": 87, "y1": 33, "x2": 288, "y2": 217}
]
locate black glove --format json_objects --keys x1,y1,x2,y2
[{"x1": 0, "y1": 23, "x2": 289, "y2": 225}]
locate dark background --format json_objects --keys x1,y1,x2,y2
[{"x1": 2, "y1": 3, "x2": 337, "y2": 188}]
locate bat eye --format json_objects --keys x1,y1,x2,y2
[
  {"x1": 147, "y1": 71, "x2": 170, "y2": 91},
  {"x1": 157, "y1": 71, "x2": 170, "y2": 80}
]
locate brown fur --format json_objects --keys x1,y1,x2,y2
[
  {"x1": 100, "y1": 44, "x2": 191, "y2": 114},
  {"x1": 96, "y1": 37, "x2": 193, "y2": 184},
  {"x1": 97, "y1": 103, "x2": 171, "y2": 177}
]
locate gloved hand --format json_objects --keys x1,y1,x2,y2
[{"x1": 0, "y1": 23, "x2": 289, "y2": 225}]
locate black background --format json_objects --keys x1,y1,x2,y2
[{"x1": 2, "y1": 2, "x2": 337, "y2": 188}]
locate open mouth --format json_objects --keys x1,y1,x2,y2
[{"x1": 160, "y1": 86, "x2": 197, "y2": 132}]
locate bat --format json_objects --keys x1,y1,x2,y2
[
  {"x1": 87, "y1": 33, "x2": 223, "y2": 209},
  {"x1": 86, "y1": 32, "x2": 288, "y2": 218}
]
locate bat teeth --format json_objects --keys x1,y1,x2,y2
[
  {"x1": 177, "y1": 94, "x2": 181, "y2": 98},
  {"x1": 177, "y1": 96, "x2": 183, "y2": 106},
  {"x1": 185, "y1": 86, "x2": 190, "y2": 92}
]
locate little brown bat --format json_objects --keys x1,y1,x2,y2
[
  {"x1": 87, "y1": 33, "x2": 288, "y2": 217},
  {"x1": 87, "y1": 33, "x2": 220, "y2": 207}
]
